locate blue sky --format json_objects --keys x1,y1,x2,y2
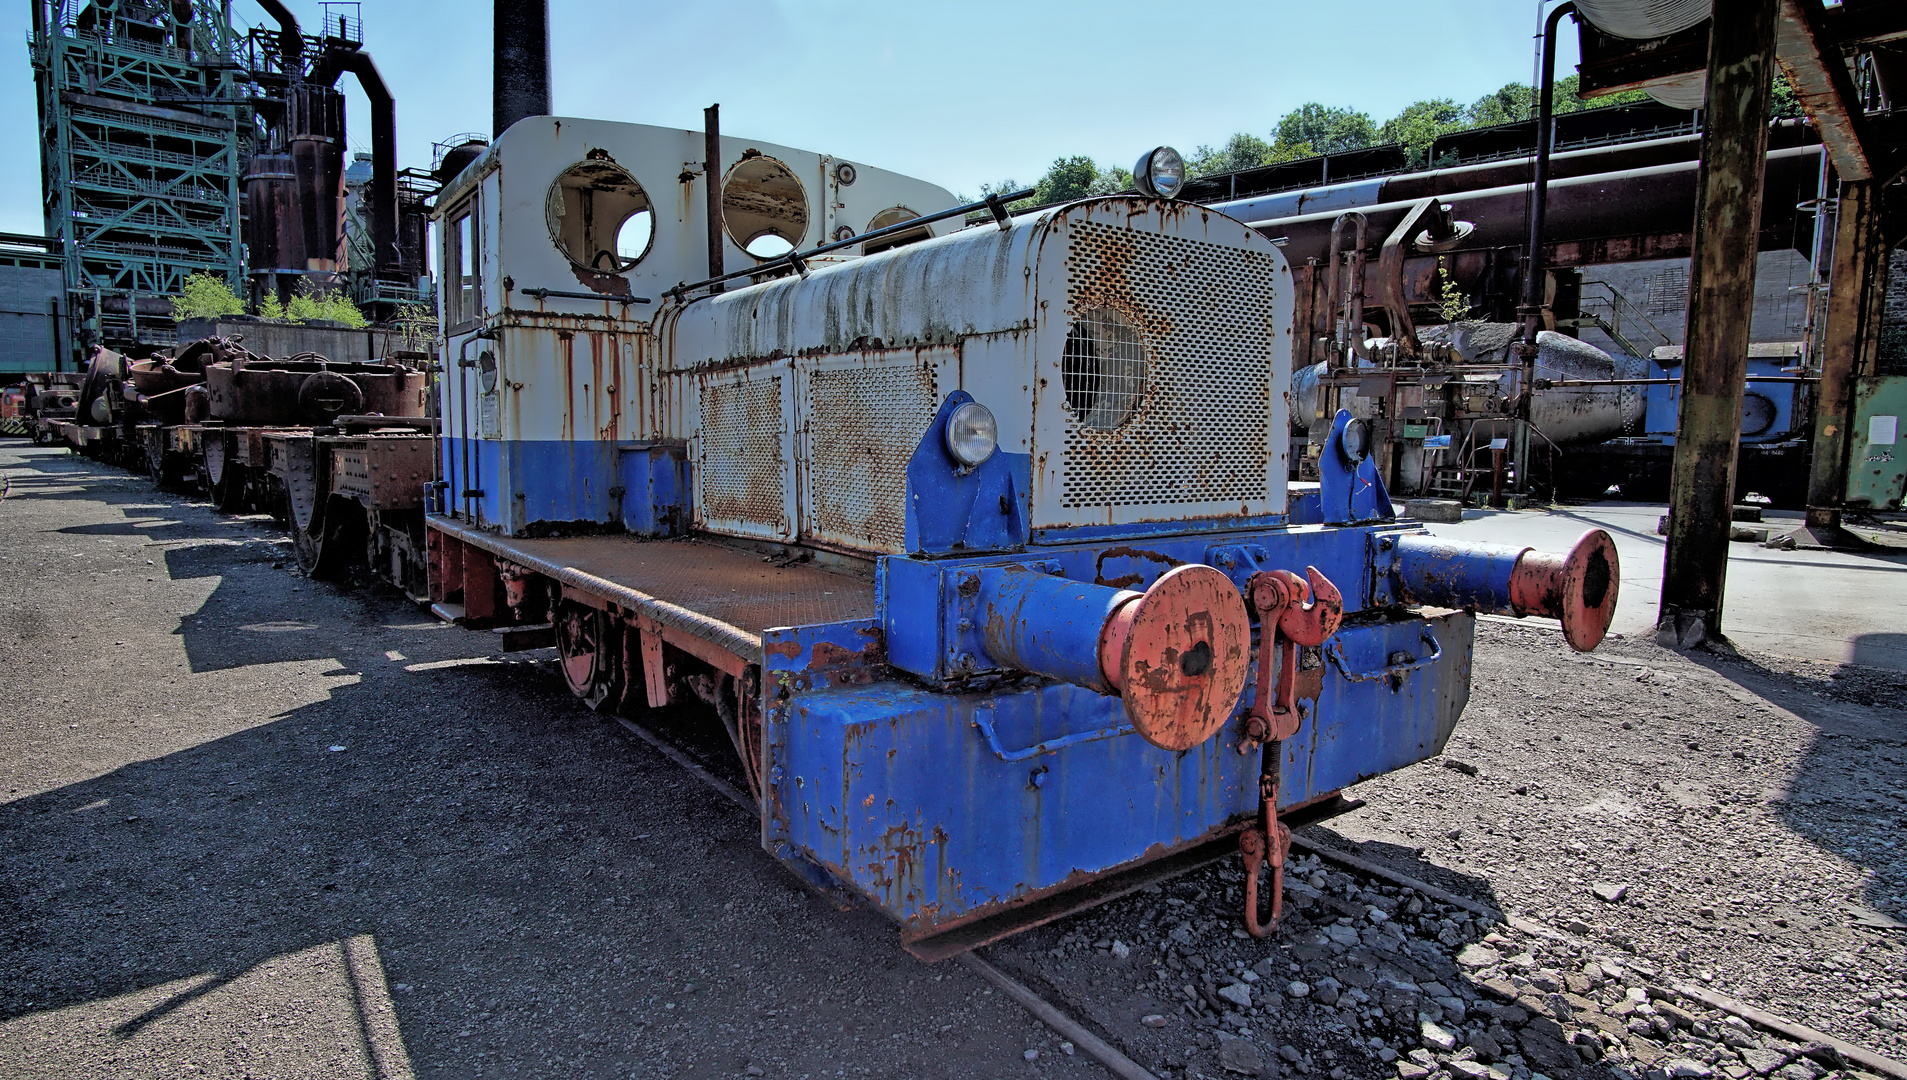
[{"x1": 0, "y1": 0, "x2": 1580, "y2": 235}]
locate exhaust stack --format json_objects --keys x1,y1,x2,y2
[{"x1": 493, "y1": 0, "x2": 551, "y2": 136}]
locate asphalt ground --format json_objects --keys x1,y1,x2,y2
[
  {"x1": 6, "y1": 442, "x2": 1904, "y2": 1080},
  {"x1": 0, "y1": 443, "x2": 1100, "y2": 1080}
]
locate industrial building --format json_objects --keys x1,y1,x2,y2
[{"x1": 26, "y1": 0, "x2": 431, "y2": 366}]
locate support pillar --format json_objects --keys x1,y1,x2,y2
[
  {"x1": 1790, "y1": 178, "x2": 1887, "y2": 545},
  {"x1": 1658, "y1": 0, "x2": 1778, "y2": 649}
]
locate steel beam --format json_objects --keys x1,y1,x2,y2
[
  {"x1": 1794, "y1": 179, "x2": 1888, "y2": 539},
  {"x1": 1658, "y1": 0, "x2": 1778, "y2": 650}
]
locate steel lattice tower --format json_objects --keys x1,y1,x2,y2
[{"x1": 30, "y1": 1, "x2": 247, "y2": 355}]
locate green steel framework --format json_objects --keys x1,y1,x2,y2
[{"x1": 30, "y1": 1, "x2": 248, "y2": 354}]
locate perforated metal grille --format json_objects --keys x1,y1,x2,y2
[
  {"x1": 1059, "y1": 220, "x2": 1278, "y2": 509},
  {"x1": 698, "y1": 375, "x2": 787, "y2": 535},
  {"x1": 805, "y1": 363, "x2": 938, "y2": 552}
]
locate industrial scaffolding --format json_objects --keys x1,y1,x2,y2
[{"x1": 30, "y1": 1, "x2": 249, "y2": 353}]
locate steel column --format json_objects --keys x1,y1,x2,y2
[
  {"x1": 1658, "y1": 0, "x2": 1778, "y2": 649},
  {"x1": 1798, "y1": 179, "x2": 1887, "y2": 536}
]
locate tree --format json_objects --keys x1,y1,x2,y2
[
  {"x1": 170, "y1": 272, "x2": 244, "y2": 322},
  {"x1": 1187, "y1": 133, "x2": 1282, "y2": 177},
  {"x1": 1381, "y1": 98, "x2": 1467, "y2": 166},
  {"x1": 1088, "y1": 165, "x2": 1134, "y2": 196},
  {"x1": 1467, "y1": 82, "x2": 1534, "y2": 127},
  {"x1": 1032, "y1": 155, "x2": 1104, "y2": 204},
  {"x1": 1275, "y1": 103, "x2": 1378, "y2": 155}
]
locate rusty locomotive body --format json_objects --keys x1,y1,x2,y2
[{"x1": 417, "y1": 117, "x2": 1621, "y2": 955}]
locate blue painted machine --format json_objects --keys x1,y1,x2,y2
[{"x1": 424, "y1": 122, "x2": 1621, "y2": 957}]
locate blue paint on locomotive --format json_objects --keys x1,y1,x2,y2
[
  {"x1": 762, "y1": 608, "x2": 1472, "y2": 932},
  {"x1": 877, "y1": 523, "x2": 1407, "y2": 686},
  {"x1": 440, "y1": 436, "x2": 691, "y2": 535},
  {"x1": 1319, "y1": 409, "x2": 1394, "y2": 525},
  {"x1": 905, "y1": 391, "x2": 1031, "y2": 555},
  {"x1": 617, "y1": 440, "x2": 692, "y2": 537}
]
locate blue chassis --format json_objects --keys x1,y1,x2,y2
[{"x1": 757, "y1": 520, "x2": 1474, "y2": 947}]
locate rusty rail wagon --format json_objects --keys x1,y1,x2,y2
[{"x1": 59, "y1": 334, "x2": 436, "y2": 591}]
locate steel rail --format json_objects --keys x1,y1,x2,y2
[
  {"x1": 608, "y1": 710, "x2": 1160, "y2": 1080},
  {"x1": 1291, "y1": 834, "x2": 1907, "y2": 1080}
]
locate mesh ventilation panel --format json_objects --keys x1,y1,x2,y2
[
  {"x1": 804, "y1": 363, "x2": 938, "y2": 552},
  {"x1": 1061, "y1": 307, "x2": 1148, "y2": 430},
  {"x1": 699, "y1": 375, "x2": 787, "y2": 535},
  {"x1": 1059, "y1": 219, "x2": 1277, "y2": 510}
]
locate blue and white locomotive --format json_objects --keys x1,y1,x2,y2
[{"x1": 426, "y1": 120, "x2": 1618, "y2": 957}]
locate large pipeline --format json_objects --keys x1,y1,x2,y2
[
  {"x1": 1223, "y1": 144, "x2": 1823, "y2": 264},
  {"x1": 1290, "y1": 328, "x2": 1644, "y2": 446},
  {"x1": 308, "y1": 49, "x2": 397, "y2": 276}
]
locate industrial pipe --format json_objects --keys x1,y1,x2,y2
[
  {"x1": 310, "y1": 49, "x2": 397, "y2": 275},
  {"x1": 1242, "y1": 145, "x2": 1822, "y2": 267},
  {"x1": 1524, "y1": 2, "x2": 1578, "y2": 350},
  {"x1": 253, "y1": 0, "x2": 305, "y2": 65},
  {"x1": 1388, "y1": 529, "x2": 1619, "y2": 652},
  {"x1": 705, "y1": 104, "x2": 724, "y2": 292},
  {"x1": 978, "y1": 564, "x2": 1252, "y2": 753}
]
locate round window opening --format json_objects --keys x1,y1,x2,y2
[
  {"x1": 862, "y1": 206, "x2": 933, "y2": 255},
  {"x1": 546, "y1": 159, "x2": 654, "y2": 273},
  {"x1": 1061, "y1": 306, "x2": 1148, "y2": 430},
  {"x1": 723, "y1": 155, "x2": 809, "y2": 260}
]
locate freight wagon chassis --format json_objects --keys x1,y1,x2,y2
[{"x1": 422, "y1": 419, "x2": 1616, "y2": 957}]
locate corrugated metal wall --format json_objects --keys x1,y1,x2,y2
[{"x1": 0, "y1": 265, "x2": 68, "y2": 374}]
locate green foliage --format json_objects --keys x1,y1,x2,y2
[
  {"x1": 261, "y1": 281, "x2": 369, "y2": 328},
  {"x1": 1275, "y1": 104, "x2": 1379, "y2": 156},
  {"x1": 1032, "y1": 155, "x2": 1104, "y2": 204},
  {"x1": 1382, "y1": 98, "x2": 1467, "y2": 167},
  {"x1": 1436, "y1": 259, "x2": 1470, "y2": 322},
  {"x1": 170, "y1": 272, "x2": 245, "y2": 323},
  {"x1": 1770, "y1": 72, "x2": 1805, "y2": 119},
  {"x1": 393, "y1": 302, "x2": 437, "y2": 351},
  {"x1": 1466, "y1": 82, "x2": 1535, "y2": 127}
]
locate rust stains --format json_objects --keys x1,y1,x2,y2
[{"x1": 1093, "y1": 544, "x2": 1186, "y2": 589}]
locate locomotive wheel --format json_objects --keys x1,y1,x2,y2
[{"x1": 554, "y1": 601, "x2": 623, "y2": 711}]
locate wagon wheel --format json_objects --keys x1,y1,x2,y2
[
  {"x1": 290, "y1": 514, "x2": 322, "y2": 575},
  {"x1": 211, "y1": 462, "x2": 247, "y2": 511},
  {"x1": 554, "y1": 600, "x2": 623, "y2": 711},
  {"x1": 311, "y1": 496, "x2": 364, "y2": 580}
]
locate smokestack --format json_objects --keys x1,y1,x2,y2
[{"x1": 493, "y1": 0, "x2": 551, "y2": 137}]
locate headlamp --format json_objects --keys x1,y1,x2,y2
[
  {"x1": 1133, "y1": 146, "x2": 1186, "y2": 200},
  {"x1": 945, "y1": 401, "x2": 998, "y2": 468}
]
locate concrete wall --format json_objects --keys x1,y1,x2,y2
[
  {"x1": 0, "y1": 265, "x2": 69, "y2": 374},
  {"x1": 175, "y1": 318, "x2": 417, "y2": 363},
  {"x1": 1577, "y1": 249, "x2": 1815, "y2": 357}
]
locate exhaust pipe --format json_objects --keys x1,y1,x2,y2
[{"x1": 494, "y1": 0, "x2": 551, "y2": 136}]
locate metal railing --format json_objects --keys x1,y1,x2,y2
[{"x1": 1573, "y1": 280, "x2": 1673, "y2": 359}]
